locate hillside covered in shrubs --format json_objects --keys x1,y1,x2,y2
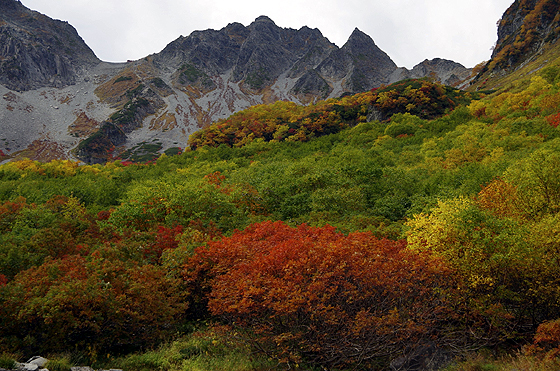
[{"x1": 3, "y1": 66, "x2": 560, "y2": 370}]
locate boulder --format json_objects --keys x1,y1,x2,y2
[{"x1": 14, "y1": 356, "x2": 48, "y2": 371}]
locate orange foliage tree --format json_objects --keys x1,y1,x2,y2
[
  {"x1": 184, "y1": 221, "x2": 460, "y2": 368},
  {"x1": 1, "y1": 252, "x2": 187, "y2": 354}
]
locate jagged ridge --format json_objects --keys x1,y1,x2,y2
[{"x1": 0, "y1": 0, "x2": 473, "y2": 164}]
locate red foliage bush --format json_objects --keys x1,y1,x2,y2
[
  {"x1": 0, "y1": 197, "x2": 27, "y2": 232},
  {"x1": 185, "y1": 221, "x2": 456, "y2": 368},
  {"x1": 143, "y1": 225, "x2": 184, "y2": 263},
  {"x1": 546, "y1": 112, "x2": 560, "y2": 128}
]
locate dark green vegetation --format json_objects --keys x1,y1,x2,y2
[
  {"x1": 177, "y1": 63, "x2": 214, "y2": 89},
  {"x1": 3, "y1": 64, "x2": 560, "y2": 369},
  {"x1": 178, "y1": 63, "x2": 206, "y2": 83},
  {"x1": 109, "y1": 97, "x2": 150, "y2": 127},
  {"x1": 114, "y1": 76, "x2": 133, "y2": 84},
  {"x1": 76, "y1": 83, "x2": 159, "y2": 164},
  {"x1": 245, "y1": 67, "x2": 270, "y2": 90},
  {"x1": 118, "y1": 140, "x2": 163, "y2": 163}
]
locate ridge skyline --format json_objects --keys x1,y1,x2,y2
[
  {"x1": 0, "y1": 0, "x2": 475, "y2": 163},
  {"x1": 21, "y1": 0, "x2": 514, "y2": 69}
]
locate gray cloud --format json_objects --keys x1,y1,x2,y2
[{"x1": 22, "y1": 0, "x2": 513, "y2": 68}]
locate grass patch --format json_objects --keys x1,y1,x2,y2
[
  {"x1": 0, "y1": 354, "x2": 16, "y2": 369},
  {"x1": 44, "y1": 357, "x2": 72, "y2": 371},
  {"x1": 443, "y1": 351, "x2": 560, "y2": 371},
  {"x1": 109, "y1": 328, "x2": 277, "y2": 371}
]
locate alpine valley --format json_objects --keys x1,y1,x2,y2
[
  {"x1": 5, "y1": 0, "x2": 560, "y2": 370},
  {"x1": 0, "y1": 0, "x2": 472, "y2": 163}
]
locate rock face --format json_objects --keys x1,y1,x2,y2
[
  {"x1": 389, "y1": 58, "x2": 473, "y2": 87},
  {"x1": 14, "y1": 356, "x2": 48, "y2": 371},
  {"x1": 153, "y1": 16, "x2": 394, "y2": 98},
  {"x1": 316, "y1": 28, "x2": 397, "y2": 92},
  {"x1": 0, "y1": 1, "x2": 473, "y2": 164},
  {"x1": 8, "y1": 355, "x2": 122, "y2": 371},
  {"x1": 487, "y1": 0, "x2": 560, "y2": 71},
  {"x1": 0, "y1": 0, "x2": 99, "y2": 91}
]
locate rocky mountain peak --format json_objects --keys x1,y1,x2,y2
[
  {"x1": 245, "y1": 16, "x2": 282, "y2": 41},
  {"x1": 0, "y1": 5, "x2": 473, "y2": 164},
  {"x1": 0, "y1": 0, "x2": 99, "y2": 91},
  {"x1": 345, "y1": 28, "x2": 376, "y2": 45},
  {"x1": 252, "y1": 15, "x2": 276, "y2": 25},
  {"x1": 318, "y1": 26, "x2": 397, "y2": 92}
]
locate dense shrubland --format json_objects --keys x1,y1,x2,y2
[
  {"x1": 187, "y1": 79, "x2": 481, "y2": 149},
  {"x1": 2, "y1": 71, "x2": 560, "y2": 369}
]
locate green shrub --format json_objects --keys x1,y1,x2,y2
[
  {"x1": 164, "y1": 147, "x2": 182, "y2": 156},
  {"x1": 540, "y1": 65, "x2": 560, "y2": 85},
  {"x1": 114, "y1": 76, "x2": 133, "y2": 84},
  {"x1": 149, "y1": 78, "x2": 168, "y2": 89},
  {"x1": 115, "y1": 351, "x2": 170, "y2": 371},
  {"x1": 44, "y1": 358, "x2": 72, "y2": 371},
  {"x1": 0, "y1": 354, "x2": 16, "y2": 369}
]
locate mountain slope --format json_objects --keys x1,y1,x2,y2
[
  {"x1": 0, "y1": 0, "x2": 472, "y2": 164},
  {"x1": 469, "y1": 0, "x2": 560, "y2": 91},
  {"x1": 490, "y1": 0, "x2": 560, "y2": 72},
  {"x1": 0, "y1": 0, "x2": 99, "y2": 91}
]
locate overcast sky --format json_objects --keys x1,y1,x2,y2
[{"x1": 22, "y1": 0, "x2": 514, "y2": 69}]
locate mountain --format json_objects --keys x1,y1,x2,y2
[
  {"x1": 389, "y1": 58, "x2": 473, "y2": 87},
  {"x1": 0, "y1": 0, "x2": 99, "y2": 91},
  {"x1": 490, "y1": 0, "x2": 560, "y2": 71},
  {"x1": 470, "y1": 0, "x2": 560, "y2": 90},
  {"x1": 315, "y1": 28, "x2": 397, "y2": 92},
  {"x1": 0, "y1": 0, "x2": 472, "y2": 164}
]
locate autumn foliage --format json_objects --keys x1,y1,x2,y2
[
  {"x1": 1, "y1": 252, "x2": 187, "y2": 354},
  {"x1": 188, "y1": 79, "x2": 476, "y2": 149},
  {"x1": 185, "y1": 221, "x2": 457, "y2": 368},
  {"x1": 488, "y1": 0, "x2": 560, "y2": 71},
  {"x1": 527, "y1": 319, "x2": 560, "y2": 359},
  {"x1": 3, "y1": 62, "x2": 560, "y2": 369}
]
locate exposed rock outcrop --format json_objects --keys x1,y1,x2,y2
[
  {"x1": 15, "y1": 356, "x2": 48, "y2": 371},
  {"x1": 487, "y1": 0, "x2": 560, "y2": 71},
  {"x1": 389, "y1": 58, "x2": 472, "y2": 87},
  {"x1": 317, "y1": 28, "x2": 397, "y2": 92},
  {"x1": 155, "y1": 15, "x2": 341, "y2": 93},
  {"x1": 0, "y1": 0, "x2": 99, "y2": 91}
]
